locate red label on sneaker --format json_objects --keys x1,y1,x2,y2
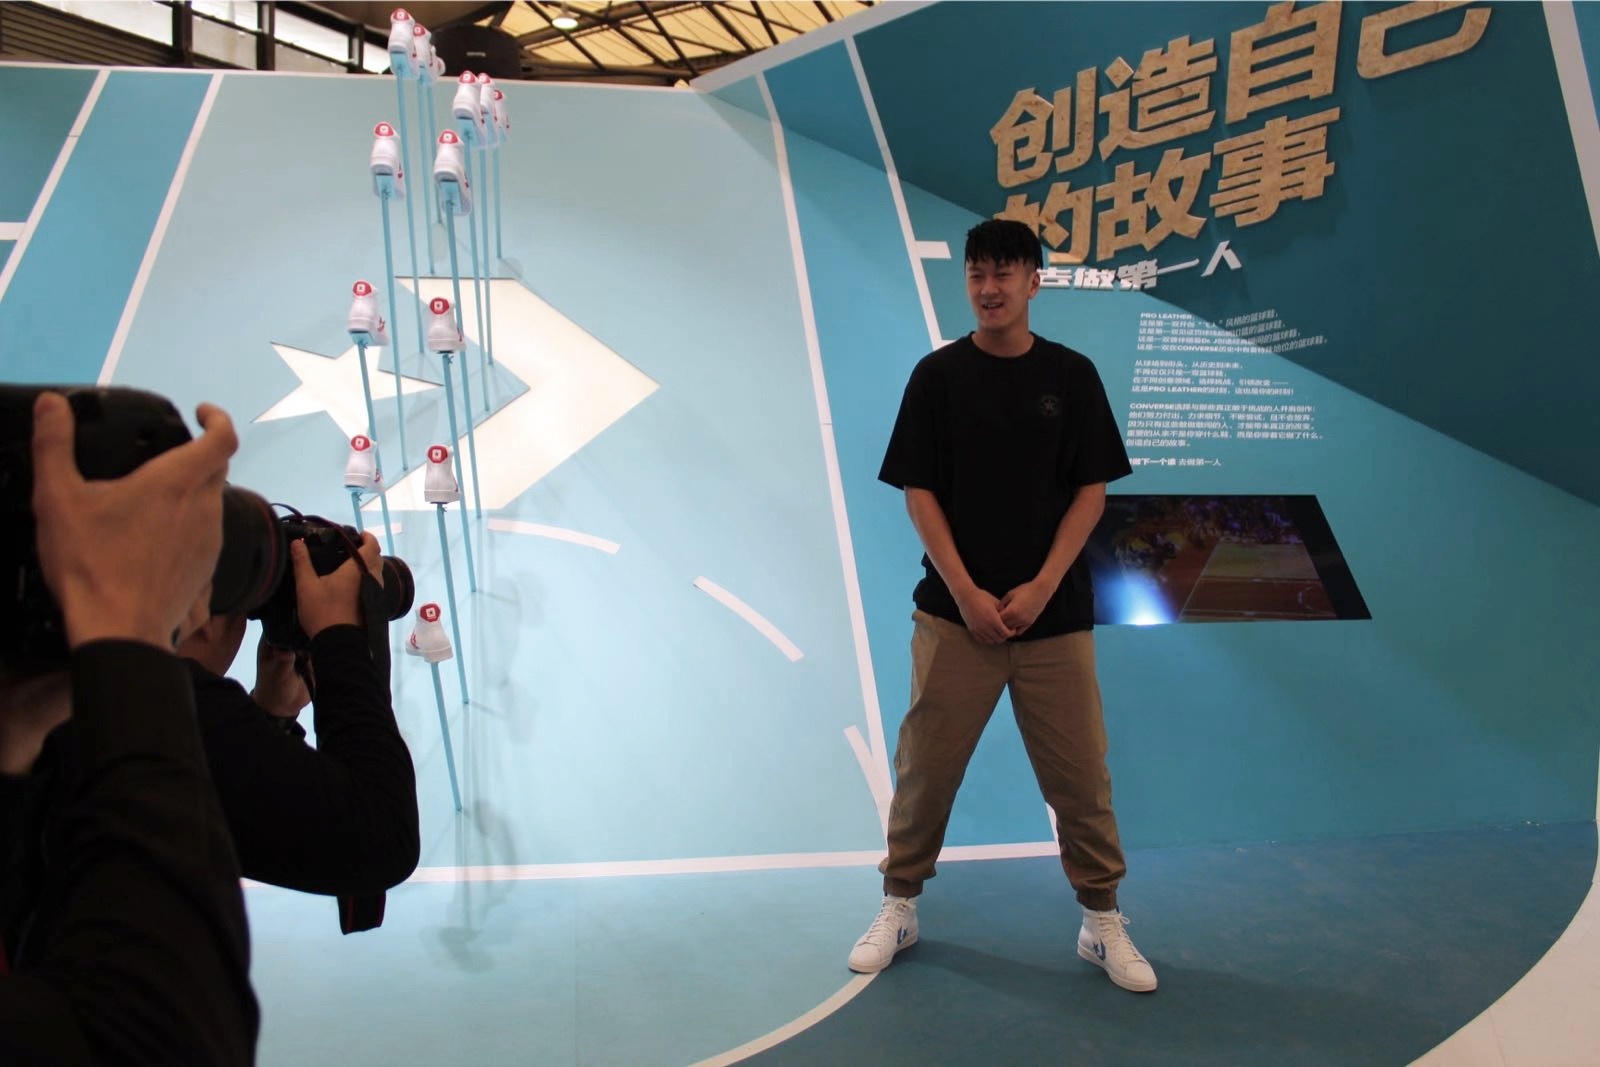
[
  {"x1": 353, "y1": 280, "x2": 373, "y2": 296},
  {"x1": 391, "y1": 8, "x2": 410, "y2": 21},
  {"x1": 460, "y1": 71, "x2": 476, "y2": 83},
  {"x1": 428, "y1": 445, "x2": 449, "y2": 464},
  {"x1": 430, "y1": 297, "x2": 450, "y2": 315},
  {"x1": 374, "y1": 122, "x2": 394, "y2": 137},
  {"x1": 412, "y1": 23, "x2": 428, "y2": 36},
  {"x1": 352, "y1": 435, "x2": 371, "y2": 451},
  {"x1": 420, "y1": 603, "x2": 441, "y2": 623},
  {"x1": 439, "y1": 130, "x2": 458, "y2": 145}
]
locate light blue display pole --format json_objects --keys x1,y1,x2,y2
[
  {"x1": 428, "y1": 658, "x2": 463, "y2": 810},
  {"x1": 477, "y1": 139, "x2": 496, "y2": 372},
  {"x1": 435, "y1": 351, "x2": 478, "y2": 594},
  {"x1": 458, "y1": 138, "x2": 492, "y2": 415},
  {"x1": 432, "y1": 503, "x2": 472, "y2": 706},
  {"x1": 493, "y1": 144, "x2": 503, "y2": 260},
  {"x1": 439, "y1": 187, "x2": 486, "y2": 522},
  {"x1": 375, "y1": 183, "x2": 411, "y2": 470},
  {"x1": 391, "y1": 78, "x2": 429, "y2": 424},
  {"x1": 352, "y1": 338, "x2": 396, "y2": 556},
  {"x1": 415, "y1": 78, "x2": 437, "y2": 276}
]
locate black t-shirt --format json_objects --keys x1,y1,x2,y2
[{"x1": 878, "y1": 333, "x2": 1131, "y2": 639}]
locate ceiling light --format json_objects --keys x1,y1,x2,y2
[{"x1": 552, "y1": 5, "x2": 578, "y2": 30}]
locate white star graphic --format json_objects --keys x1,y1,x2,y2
[{"x1": 257, "y1": 342, "x2": 439, "y2": 440}]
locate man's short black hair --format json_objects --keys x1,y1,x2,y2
[{"x1": 965, "y1": 219, "x2": 1042, "y2": 271}]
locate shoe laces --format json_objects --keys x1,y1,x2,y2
[
  {"x1": 862, "y1": 899, "x2": 912, "y2": 944},
  {"x1": 1090, "y1": 911, "x2": 1147, "y2": 964}
]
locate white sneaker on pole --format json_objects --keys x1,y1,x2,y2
[
  {"x1": 370, "y1": 122, "x2": 407, "y2": 199},
  {"x1": 347, "y1": 280, "x2": 390, "y2": 346},
  {"x1": 425, "y1": 297, "x2": 464, "y2": 353},
  {"x1": 410, "y1": 22, "x2": 435, "y2": 81},
  {"x1": 476, "y1": 73, "x2": 499, "y2": 147},
  {"x1": 344, "y1": 434, "x2": 381, "y2": 491},
  {"x1": 848, "y1": 896, "x2": 919, "y2": 973},
  {"x1": 423, "y1": 443, "x2": 461, "y2": 503},
  {"x1": 433, "y1": 130, "x2": 472, "y2": 215},
  {"x1": 452, "y1": 71, "x2": 486, "y2": 142},
  {"x1": 406, "y1": 602, "x2": 453, "y2": 662},
  {"x1": 1078, "y1": 908, "x2": 1158, "y2": 993},
  {"x1": 387, "y1": 7, "x2": 418, "y2": 77},
  {"x1": 492, "y1": 88, "x2": 510, "y2": 142}
]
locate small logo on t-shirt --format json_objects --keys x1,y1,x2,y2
[{"x1": 1038, "y1": 394, "x2": 1062, "y2": 418}]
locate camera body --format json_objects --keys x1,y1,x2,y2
[
  {"x1": 254, "y1": 514, "x2": 415, "y2": 650},
  {"x1": 1, "y1": 384, "x2": 412, "y2": 674}
]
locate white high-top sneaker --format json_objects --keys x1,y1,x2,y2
[
  {"x1": 387, "y1": 7, "x2": 417, "y2": 77},
  {"x1": 423, "y1": 444, "x2": 461, "y2": 503},
  {"x1": 425, "y1": 297, "x2": 464, "y2": 353},
  {"x1": 370, "y1": 122, "x2": 407, "y2": 199},
  {"x1": 347, "y1": 280, "x2": 390, "y2": 345},
  {"x1": 452, "y1": 72, "x2": 485, "y2": 141},
  {"x1": 344, "y1": 434, "x2": 381, "y2": 490},
  {"x1": 1078, "y1": 908, "x2": 1158, "y2": 993},
  {"x1": 410, "y1": 23, "x2": 434, "y2": 81},
  {"x1": 433, "y1": 130, "x2": 471, "y2": 215},
  {"x1": 405, "y1": 602, "x2": 453, "y2": 662},
  {"x1": 476, "y1": 74, "x2": 499, "y2": 147},
  {"x1": 848, "y1": 896, "x2": 919, "y2": 973},
  {"x1": 492, "y1": 89, "x2": 510, "y2": 142}
]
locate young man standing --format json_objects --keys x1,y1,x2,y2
[{"x1": 849, "y1": 219, "x2": 1155, "y2": 993}]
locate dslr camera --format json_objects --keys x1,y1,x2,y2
[{"x1": 1, "y1": 385, "x2": 414, "y2": 675}]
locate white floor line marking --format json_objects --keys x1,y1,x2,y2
[
  {"x1": 487, "y1": 517, "x2": 620, "y2": 554},
  {"x1": 689, "y1": 975, "x2": 876, "y2": 1067},
  {"x1": 1545, "y1": 2, "x2": 1600, "y2": 256},
  {"x1": 844, "y1": 725, "x2": 891, "y2": 823},
  {"x1": 0, "y1": 223, "x2": 24, "y2": 240},
  {"x1": 99, "y1": 72, "x2": 222, "y2": 385},
  {"x1": 759, "y1": 72, "x2": 894, "y2": 829},
  {"x1": 1412, "y1": 747, "x2": 1600, "y2": 1066},
  {"x1": 693, "y1": 575, "x2": 804, "y2": 662},
  {"x1": 913, "y1": 239, "x2": 951, "y2": 259},
  {"x1": 0, "y1": 69, "x2": 108, "y2": 304},
  {"x1": 392, "y1": 842, "x2": 1060, "y2": 885},
  {"x1": 847, "y1": 37, "x2": 942, "y2": 350}
]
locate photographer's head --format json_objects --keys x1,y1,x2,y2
[{"x1": 177, "y1": 612, "x2": 251, "y2": 677}]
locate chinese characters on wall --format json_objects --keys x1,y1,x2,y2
[{"x1": 990, "y1": 1, "x2": 1491, "y2": 265}]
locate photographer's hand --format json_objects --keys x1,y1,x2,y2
[
  {"x1": 291, "y1": 531, "x2": 383, "y2": 640},
  {"x1": 251, "y1": 637, "x2": 310, "y2": 719},
  {"x1": 30, "y1": 393, "x2": 238, "y2": 651}
]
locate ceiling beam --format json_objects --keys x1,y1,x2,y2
[{"x1": 639, "y1": 4, "x2": 697, "y2": 77}]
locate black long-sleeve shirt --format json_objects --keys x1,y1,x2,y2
[
  {"x1": 0, "y1": 641, "x2": 260, "y2": 1065},
  {"x1": 186, "y1": 624, "x2": 419, "y2": 897}
]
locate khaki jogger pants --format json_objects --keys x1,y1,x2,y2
[{"x1": 880, "y1": 611, "x2": 1127, "y2": 911}]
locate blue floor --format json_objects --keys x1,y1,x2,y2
[
  {"x1": 242, "y1": 821, "x2": 1594, "y2": 1066},
  {"x1": 752, "y1": 823, "x2": 1595, "y2": 1066}
]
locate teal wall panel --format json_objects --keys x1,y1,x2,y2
[
  {"x1": 0, "y1": 66, "x2": 96, "y2": 222},
  {"x1": 0, "y1": 71, "x2": 211, "y2": 383}
]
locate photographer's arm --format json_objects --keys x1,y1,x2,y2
[
  {"x1": 0, "y1": 394, "x2": 257, "y2": 1065},
  {"x1": 198, "y1": 536, "x2": 419, "y2": 896}
]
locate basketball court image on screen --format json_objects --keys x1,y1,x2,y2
[{"x1": 1084, "y1": 495, "x2": 1370, "y2": 625}]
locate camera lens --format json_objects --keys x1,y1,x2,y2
[
  {"x1": 211, "y1": 486, "x2": 286, "y2": 616},
  {"x1": 381, "y1": 556, "x2": 415, "y2": 620}
]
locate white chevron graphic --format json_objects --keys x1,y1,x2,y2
[{"x1": 371, "y1": 277, "x2": 658, "y2": 513}]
